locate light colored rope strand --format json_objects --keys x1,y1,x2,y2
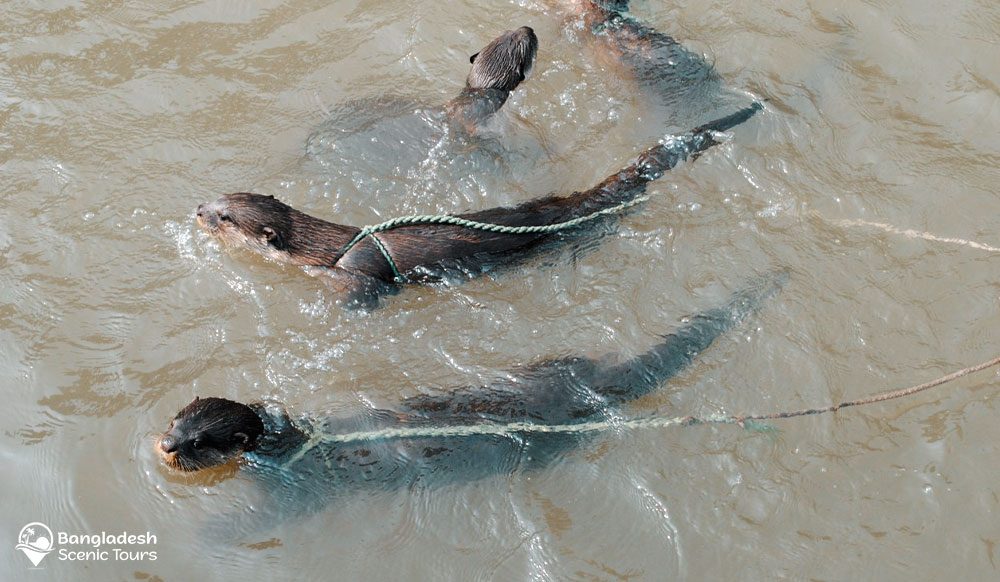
[
  {"x1": 276, "y1": 413, "x2": 702, "y2": 467},
  {"x1": 332, "y1": 126, "x2": 715, "y2": 278},
  {"x1": 281, "y1": 353, "x2": 1000, "y2": 458},
  {"x1": 365, "y1": 232, "x2": 402, "y2": 280},
  {"x1": 336, "y1": 194, "x2": 652, "y2": 274},
  {"x1": 821, "y1": 215, "x2": 1000, "y2": 253},
  {"x1": 325, "y1": 414, "x2": 702, "y2": 443}
]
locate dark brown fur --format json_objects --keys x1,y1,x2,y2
[
  {"x1": 304, "y1": 27, "x2": 537, "y2": 163},
  {"x1": 157, "y1": 397, "x2": 265, "y2": 472},
  {"x1": 198, "y1": 104, "x2": 761, "y2": 306},
  {"x1": 569, "y1": 0, "x2": 718, "y2": 98},
  {"x1": 155, "y1": 272, "x2": 784, "y2": 475},
  {"x1": 445, "y1": 26, "x2": 538, "y2": 134}
]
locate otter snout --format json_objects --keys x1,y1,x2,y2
[
  {"x1": 158, "y1": 435, "x2": 178, "y2": 454},
  {"x1": 195, "y1": 200, "x2": 225, "y2": 231},
  {"x1": 156, "y1": 432, "x2": 184, "y2": 470},
  {"x1": 509, "y1": 26, "x2": 538, "y2": 80}
]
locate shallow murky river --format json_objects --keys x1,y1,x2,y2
[{"x1": 2, "y1": 0, "x2": 1000, "y2": 580}]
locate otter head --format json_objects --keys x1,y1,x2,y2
[
  {"x1": 466, "y1": 26, "x2": 538, "y2": 92},
  {"x1": 157, "y1": 397, "x2": 264, "y2": 472},
  {"x1": 196, "y1": 193, "x2": 295, "y2": 259}
]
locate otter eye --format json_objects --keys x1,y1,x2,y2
[
  {"x1": 219, "y1": 213, "x2": 232, "y2": 223},
  {"x1": 192, "y1": 439, "x2": 203, "y2": 449}
]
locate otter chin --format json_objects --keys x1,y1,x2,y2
[
  {"x1": 157, "y1": 397, "x2": 264, "y2": 472},
  {"x1": 196, "y1": 193, "x2": 290, "y2": 257}
]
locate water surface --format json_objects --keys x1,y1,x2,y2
[{"x1": 2, "y1": 0, "x2": 999, "y2": 580}]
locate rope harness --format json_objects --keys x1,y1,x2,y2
[
  {"x1": 266, "y1": 354, "x2": 1000, "y2": 469},
  {"x1": 334, "y1": 195, "x2": 651, "y2": 281}
]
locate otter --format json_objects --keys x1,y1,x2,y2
[
  {"x1": 304, "y1": 26, "x2": 539, "y2": 180},
  {"x1": 198, "y1": 102, "x2": 762, "y2": 308},
  {"x1": 157, "y1": 272, "x2": 783, "y2": 509},
  {"x1": 446, "y1": 25, "x2": 539, "y2": 135},
  {"x1": 571, "y1": 1, "x2": 709, "y2": 84},
  {"x1": 562, "y1": 0, "x2": 739, "y2": 121}
]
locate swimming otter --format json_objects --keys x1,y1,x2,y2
[
  {"x1": 446, "y1": 26, "x2": 539, "y2": 135},
  {"x1": 199, "y1": 102, "x2": 762, "y2": 307},
  {"x1": 571, "y1": 1, "x2": 707, "y2": 83},
  {"x1": 305, "y1": 27, "x2": 538, "y2": 172},
  {"x1": 562, "y1": 0, "x2": 737, "y2": 120},
  {"x1": 158, "y1": 272, "x2": 783, "y2": 499}
]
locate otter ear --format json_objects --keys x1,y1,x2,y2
[
  {"x1": 469, "y1": 51, "x2": 479, "y2": 64},
  {"x1": 262, "y1": 226, "x2": 283, "y2": 248}
]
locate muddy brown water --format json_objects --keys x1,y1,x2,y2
[{"x1": 2, "y1": 0, "x2": 999, "y2": 580}]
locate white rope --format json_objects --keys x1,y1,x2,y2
[
  {"x1": 826, "y1": 217, "x2": 1000, "y2": 253},
  {"x1": 271, "y1": 413, "x2": 738, "y2": 468}
]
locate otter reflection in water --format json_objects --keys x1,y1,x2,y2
[
  {"x1": 198, "y1": 103, "x2": 762, "y2": 308},
  {"x1": 157, "y1": 273, "x2": 783, "y2": 510}
]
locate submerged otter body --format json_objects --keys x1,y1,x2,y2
[
  {"x1": 304, "y1": 26, "x2": 540, "y2": 194},
  {"x1": 158, "y1": 273, "x2": 783, "y2": 504},
  {"x1": 447, "y1": 26, "x2": 539, "y2": 135},
  {"x1": 566, "y1": 0, "x2": 740, "y2": 121},
  {"x1": 206, "y1": 11, "x2": 765, "y2": 307},
  {"x1": 574, "y1": 1, "x2": 711, "y2": 85},
  {"x1": 199, "y1": 103, "x2": 761, "y2": 307}
]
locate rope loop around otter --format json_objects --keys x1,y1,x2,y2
[
  {"x1": 273, "y1": 353, "x2": 1000, "y2": 467},
  {"x1": 336, "y1": 195, "x2": 651, "y2": 282}
]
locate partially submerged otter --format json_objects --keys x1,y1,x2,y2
[
  {"x1": 563, "y1": 0, "x2": 741, "y2": 123},
  {"x1": 304, "y1": 26, "x2": 540, "y2": 191},
  {"x1": 447, "y1": 25, "x2": 539, "y2": 135},
  {"x1": 158, "y1": 273, "x2": 783, "y2": 506},
  {"x1": 199, "y1": 103, "x2": 762, "y2": 307}
]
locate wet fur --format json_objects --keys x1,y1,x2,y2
[
  {"x1": 158, "y1": 397, "x2": 264, "y2": 472},
  {"x1": 566, "y1": 0, "x2": 732, "y2": 120},
  {"x1": 467, "y1": 26, "x2": 538, "y2": 91},
  {"x1": 446, "y1": 26, "x2": 539, "y2": 134},
  {"x1": 305, "y1": 26, "x2": 537, "y2": 160},
  {"x1": 198, "y1": 104, "x2": 760, "y2": 307},
  {"x1": 157, "y1": 272, "x2": 784, "y2": 479}
]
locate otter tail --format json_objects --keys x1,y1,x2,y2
[
  {"x1": 596, "y1": 269, "x2": 786, "y2": 405},
  {"x1": 633, "y1": 101, "x2": 764, "y2": 181},
  {"x1": 557, "y1": 102, "x2": 763, "y2": 219},
  {"x1": 465, "y1": 102, "x2": 764, "y2": 232}
]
